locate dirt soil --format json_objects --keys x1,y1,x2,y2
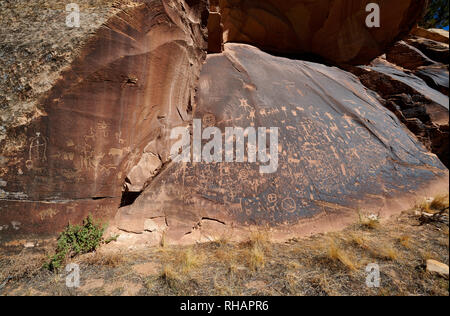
[{"x1": 0, "y1": 196, "x2": 448, "y2": 296}]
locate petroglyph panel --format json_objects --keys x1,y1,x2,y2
[
  {"x1": 0, "y1": 0, "x2": 209, "y2": 235},
  {"x1": 116, "y1": 44, "x2": 448, "y2": 238}
]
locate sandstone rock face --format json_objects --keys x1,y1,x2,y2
[
  {"x1": 386, "y1": 41, "x2": 436, "y2": 70},
  {"x1": 0, "y1": 1, "x2": 448, "y2": 242},
  {"x1": 411, "y1": 27, "x2": 450, "y2": 44},
  {"x1": 216, "y1": 0, "x2": 427, "y2": 64},
  {"x1": 115, "y1": 44, "x2": 448, "y2": 243},
  {"x1": 348, "y1": 25, "x2": 449, "y2": 169},
  {"x1": 415, "y1": 64, "x2": 449, "y2": 96},
  {"x1": 406, "y1": 36, "x2": 450, "y2": 65},
  {"x1": 384, "y1": 38, "x2": 449, "y2": 95},
  {"x1": 349, "y1": 58, "x2": 449, "y2": 168},
  {"x1": 208, "y1": 0, "x2": 224, "y2": 53},
  {"x1": 0, "y1": 0, "x2": 209, "y2": 235}
]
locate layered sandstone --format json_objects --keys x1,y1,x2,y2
[
  {"x1": 115, "y1": 44, "x2": 448, "y2": 244},
  {"x1": 0, "y1": 0, "x2": 209, "y2": 235},
  {"x1": 0, "y1": 0, "x2": 448, "y2": 243},
  {"x1": 214, "y1": 0, "x2": 428, "y2": 64},
  {"x1": 348, "y1": 28, "x2": 449, "y2": 168}
]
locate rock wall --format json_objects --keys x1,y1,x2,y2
[
  {"x1": 347, "y1": 30, "x2": 449, "y2": 168},
  {"x1": 0, "y1": 0, "x2": 209, "y2": 235},
  {"x1": 0, "y1": 0, "x2": 448, "y2": 242},
  {"x1": 115, "y1": 44, "x2": 448, "y2": 244},
  {"x1": 214, "y1": 0, "x2": 428, "y2": 64}
]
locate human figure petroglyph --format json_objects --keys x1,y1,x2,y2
[
  {"x1": 26, "y1": 132, "x2": 48, "y2": 170},
  {"x1": 97, "y1": 120, "x2": 109, "y2": 137}
]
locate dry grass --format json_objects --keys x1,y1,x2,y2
[
  {"x1": 0, "y1": 251, "x2": 46, "y2": 282},
  {"x1": 246, "y1": 245, "x2": 266, "y2": 272},
  {"x1": 1, "y1": 192, "x2": 449, "y2": 296},
  {"x1": 81, "y1": 251, "x2": 125, "y2": 268},
  {"x1": 326, "y1": 240, "x2": 357, "y2": 271},
  {"x1": 398, "y1": 235, "x2": 412, "y2": 249},
  {"x1": 159, "y1": 265, "x2": 180, "y2": 289},
  {"x1": 237, "y1": 229, "x2": 272, "y2": 272},
  {"x1": 243, "y1": 229, "x2": 271, "y2": 251},
  {"x1": 421, "y1": 251, "x2": 437, "y2": 261},
  {"x1": 417, "y1": 194, "x2": 449, "y2": 214},
  {"x1": 430, "y1": 194, "x2": 449, "y2": 211},
  {"x1": 371, "y1": 245, "x2": 399, "y2": 261},
  {"x1": 349, "y1": 232, "x2": 369, "y2": 250},
  {"x1": 358, "y1": 210, "x2": 380, "y2": 230},
  {"x1": 175, "y1": 248, "x2": 204, "y2": 273}
]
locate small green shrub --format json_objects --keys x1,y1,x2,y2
[{"x1": 45, "y1": 216, "x2": 106, "y2": 271}]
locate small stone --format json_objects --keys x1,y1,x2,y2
[
  {"x1": 24, "y1": 242, "x2": 35, "y2": 248},
  {"x1": 426, "y1": 260, "x2": 449, "y2": 277}
]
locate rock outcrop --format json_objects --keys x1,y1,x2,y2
[
  {"x1": 348, "y1": 27, "x2": 449, "y2": 168},
  {"x1": 214, "y1": 0, "x2": 428, "y2": 64},
  {"x1": 386, "y1": 41, "x2": 436, "y2": 70},
  {"x1": 406, "y1": 36, "x2": 450, "y2": 65},
  {"x1": 0, "y1": 0, "x2": 209, "y2": 235},
  {"x1": 115, "y1": 44, "x2": 448, "y2": 243},
  {"x1": 0, "y1": 0, "x2": 448, "y2": 243},
  {"x1": 411, "y1": 26, "x2": 450, "y2": 44}
]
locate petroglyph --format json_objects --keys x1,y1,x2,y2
[{"x1": 116, "y1": 44, "x2": 448, "y2": 238}]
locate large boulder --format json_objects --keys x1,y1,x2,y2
[
  {"x1": 215, "y1": 0, "x2": 427, "y2": 64},
  {"x1": 115, "y1": 44, "x2": 448, "y2": 243}
]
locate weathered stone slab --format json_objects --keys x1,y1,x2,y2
[{"x1": 116, "y1": 44, "x2": 448, "y2": 242}]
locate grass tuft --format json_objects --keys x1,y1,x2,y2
[
  {"x1": 327, "y1": 240, "x2": 357, "y2": 271},
  {"x1": 398, "y1": 235, "x2": 411, "y2": 249},
  {"x1": 358, "y1": 210, "x2": 380, "y2": 230},
  {"x1": 176, "y1": 248, "x2": 203, "y2": 273},
  {"x1": 430, "y1": 194, "x2": 449, "y2": 211}
]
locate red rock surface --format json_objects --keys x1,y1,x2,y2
[
  {"x1": 348, "y1": 51, "x2": 449, "y2": 167},
  {"x1": 386, "y1": 41, "x2": 436, "y2": 70},
  {"x1": 115, "y1": 44, "x2": 448, "y2": 243},
  {"x1": 0, "y1": 1, "x2": 448, "y2": 242},
  {"x1": 217, "y1": 0, "x2": 427, "y2": 64},
  {"x1": 0, "y1": 0, "x2": 209, "y2": 235}
]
